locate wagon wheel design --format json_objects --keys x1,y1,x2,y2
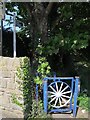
[{"x1": 48, "y1": 81, "x2": 72, "y2": 108}]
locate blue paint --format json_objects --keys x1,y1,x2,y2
[
  {"x1": 53, "y1": 72, "x2": 56, "y2": 82},
  {"x1": 43, "y1": 76, "x2": 79, "y2": 117},
  {"x1": 43, "y1": 80, "x2": 48, "y2": 113},
  {"x1": 73, "y1": 77, "x2": 79, "y2": 117},
  {"x1": 36, "y1": 84, "x2": 38, "y2": 102},
  {"x1": 45, "y1": 77, "x2": 74, "y2": 80},
  {"x1": 70, "y1": 78, "x2": 74, "y2": 110},
  {"x1": 49, "y1": 108, "x2": 72, "y2": 113},
  {"x1": 35, "y1": 73, "x2": 39, "y2": 102}
]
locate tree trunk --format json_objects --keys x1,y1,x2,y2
[{"x1": 24, "y1": 2, "x2": 53, "y2": 72}]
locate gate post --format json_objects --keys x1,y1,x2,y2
[
  {"x1": 73, "y1": 76, "x2": 79, "y2": 117},
  {"x1": 43, "y1": 78, "x2": 48, "y2": 113}
]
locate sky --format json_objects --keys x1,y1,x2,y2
[{"x1": 2, "y1": 5, "x2": 21, "y2": 32}]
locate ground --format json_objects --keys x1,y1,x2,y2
[
  {"x1": 0, "y1": 107, "x2": 89, "y2": 119},
  {"x1": 52, "y1": 107, "x2": 89, "y2": 119}
]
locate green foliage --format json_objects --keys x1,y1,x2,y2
[
  {"x1": 11, "y1": 93, "x2": 23, "y2": 107},
  {"x1": 43, "y1": 30, "x2": 89, "y2": 56},
  {"x1": 37, "y1": 57, "x2": 51, "y2": 76},
  {"x1": 5, "y1": 3, "x2": 90, "y2": 117},
  {"x1": 74, "y1": 60, "x2": 90, "y2": 91},
  {"x1": 16, "y1": 57, "x2": 33, "y2": 119},
  {"x1": 16, "y1": 57, "x2": 49, "y2": 119},
  {"x1": 34, "y1": 45, "x2": 51, "y2": 85},
  {"x1": 78, "y1": 93, "x2": 90, "y2": 111},
  {"x1": 34, "y1": 57, "x2": 51, "y2": 85},
  {"x1": 27, "y1": 100, "x2": 50, "y2": 119}
]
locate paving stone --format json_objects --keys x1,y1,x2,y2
[
  {"x1": 51, "y1": 107, "x2": 88, "y2": 119},
  {"x1": 1, "y1": 109, "x2": 24, "y2": 118}
]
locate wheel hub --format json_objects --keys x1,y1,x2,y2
[{"x1": 55, "y1": 92, "x2": 62, "y2": 98}]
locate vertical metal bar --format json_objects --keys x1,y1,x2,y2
[
  {"x1": 73, "y1": 77, "x2": 79, "y2": 117},
  {"x1": 35, "y1": 73, "x2": 38, "y2": 102},
  {"x1": 13, "y1": 13, "x2": 16, "y2": 57},
  {"x1": 53, "y1": 72, "x2": 56, "y2": 77},
  {"x1": 43, "y1": 79, "x2": 48, "y2": 113},
  {"x1": 36, "y1": 84, "x2": 38, "y2": 102},
  {"x1": 70, "y1": 78, "x2": 74, "y2": 110},
  {"x1": 53, "y1": 72, "x2": 56, "y2": 82},
  {"x1": 0, "y1": 19, "x2": 2, "y2": 56}
]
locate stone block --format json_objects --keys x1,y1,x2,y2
[
  {"x1": 9, "y1": 71, "x2": 15, "y2": 79},
  {"x1": 0, "y1": 77, "x2": 2, "y2": 87},
  {"x1": 7, "y1": 78, "x2": 16, "y2": 90},
  {"x1": 1, "y1": 71, "x2": 11, "y2": 78},
  {"x1": 0, "y1": 58, "x2": 7, "y2": 68},
  {"x1": 7, "y1": 58, "x2": 20, "y2": 71},
  {"x1": 1, "y1": 66, "x2": 8, "y2": 71},
  {"x1": 2, "y1": 93, "x2": 10, "y2": 105},
  {"x1": 0, "y1": 91, "x2": 4, "y2": 96},
  {"x1": 1, "y1": 71, "x2": 15, "y2": 79},
  {"x1": 0, "y1": 71, "x2": 2, "y2": 77},
  {"x1": 7, "y1": 60, "x2": 16, "y2": 71},
  {"x1": 0, "y1": 95, "x2": 2, "y2": 106},
  {"x1": 0, "y1": 78, "x2": 7, "y2": 88},
  {"x1": 2, "y1": 109, "x2": 24, "y2": 118},
  {"x1": 11, "y1": 103, "x2": 23, "y2": 111},
  {"x1": 0, "y1": 57, "x2": 25, "y2": 119},
  {"x1": 0, "y1": 57, "x2": 21, "y2": 71}
]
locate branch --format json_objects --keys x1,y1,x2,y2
[
  {"x1": 51, "y1": 17, "x2": 60, "y2": 31},
  {"x1": 22, "y1": 3, "x2": 34, "y2": 20},
  {"x1": 23, "y1": 3, "x2": 31, "y2": 16},
  {"x1": 6, "y1": 10, "x2": 13, "y2": 16},
  {"x1": 45, "y1": 2, "x2": 53, "y2": 17}
]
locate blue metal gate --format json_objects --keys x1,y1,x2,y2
[{"x1": 43, "y1": 75, "x2": 79, "y2": 117}]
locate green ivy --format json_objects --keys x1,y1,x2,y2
[
  {"x1": 16, "y1": 57, "x2": 49, "y2": 119},
  {"x1": 11, "y1": 93, "x2": 23, "y2": 107},
  {"x1": 34, "y1": 45, "x2": 51, "y2": 85},
  {"x1": 16, "y1": 57, "x2": 33, "y2": 119},
  {"x1": 78, "y1": 93, "x2": 90, "y2": 111}
]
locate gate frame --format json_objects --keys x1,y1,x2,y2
[{"x1": 43, "y1": 76, "x2": 79, "y2": 117}]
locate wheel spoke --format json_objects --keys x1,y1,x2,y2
[
  {"x1": 49, "y1": 85, "x2": 56, "y2": 93},
  {"x1": 61, "y1": 94, "x2": 70, "y2": 99},
  {"x1": 55, "y1": 82, "x2": 58, "y2": 91},
  {"x1": 49, "y1": 96, "x2": 56, "y2": 104},
  {"x1": 54, "y1": 98, "x2": 58, "y2": 106},
  {"x1": 62, "y1": 91, "x2": 71, "y2": 95},
  {"x1": 48, "y1": 94, "x2": 56, "y2": 98},
  {"x1": 59, "y1": 98, "x2": 61, "y2": 106},
  {"x1": 59, "y1": 82, "x2": 63, "y2": 92},
  {"x1": 61, "y1": 96, "x2": 67, "y2": 103},
  {"x1": 48, "y1": 81, "x2": 72, "y2": 108},
  {"x1": 48, "y1": 91, "x2": 55, "y2": 95},
  {"x1": 61, "y1": 85, "x2": 68, "y2": 93}
]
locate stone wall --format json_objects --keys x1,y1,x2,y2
[{"x1": 0, "y1": 56, "x2": 24, "y2": 119}]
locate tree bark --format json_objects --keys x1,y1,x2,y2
[{"x1": 23, "y1": 2, "x2": 53, "y2": 70}]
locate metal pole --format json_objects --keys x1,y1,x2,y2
[
  {"x1": 73, "y1": 77, "x2": 79, "y2": 117},
  {"x1": 0, "y1": 1, "x2": 5, "y2": 56},
  {"x1": 13, "y1": 13, "x2": 16, "y2": 57},
  {"x1": 43, "y1": 78, "x2": 48, "y2": 113},
  {"x1": 0, "y1": 19, "x2": 2, "y2": 56}
]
